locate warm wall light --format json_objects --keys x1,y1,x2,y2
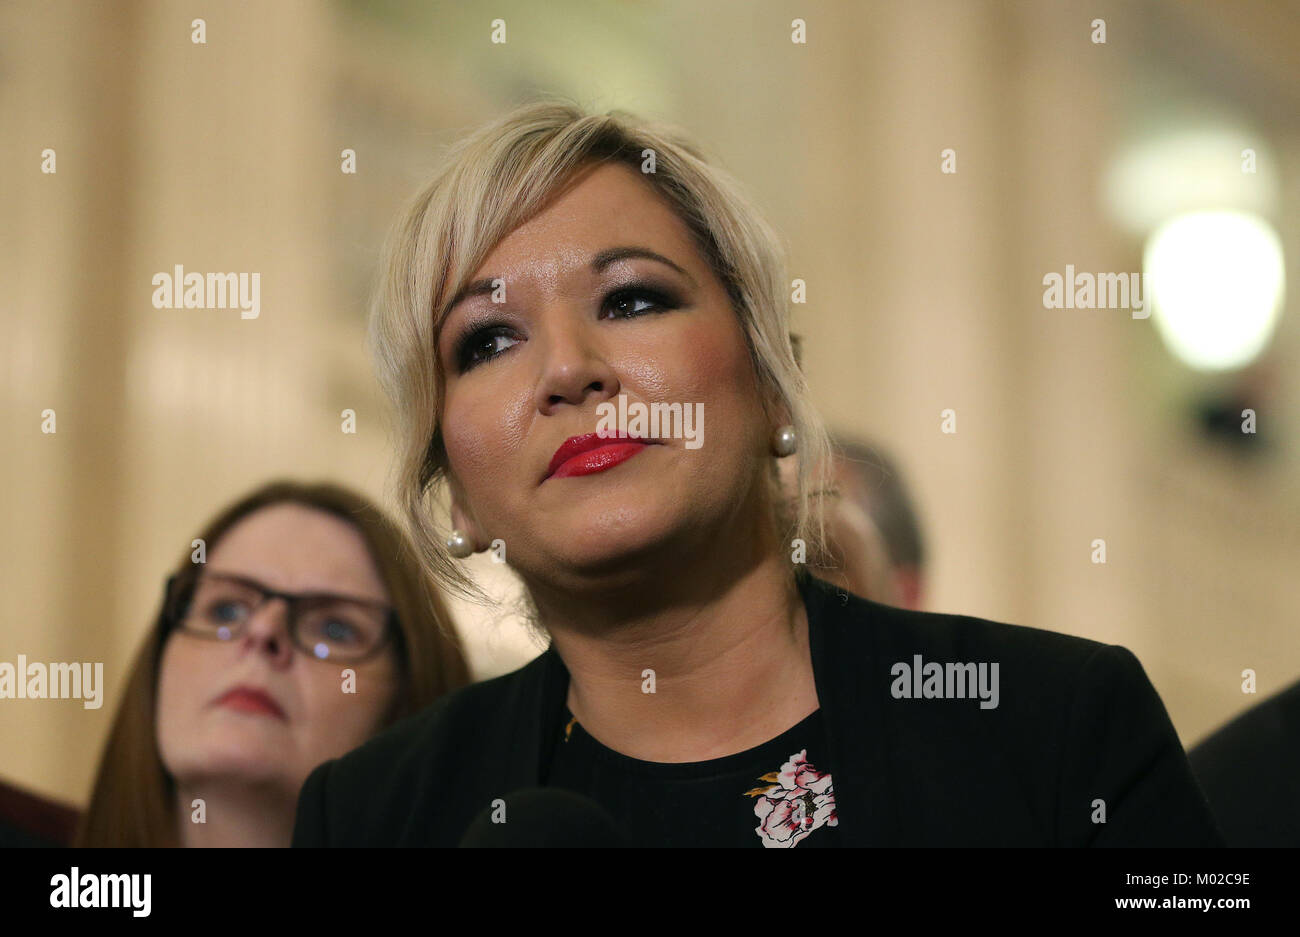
[
  {"x1": 1143, "y1": 211, "x2": 1285, "y2": 371},
  {"x1": 1103, "y1": 125, "x2": 1279, "y2": 236}
]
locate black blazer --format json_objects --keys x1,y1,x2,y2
[
  {"x1": 1188, "y1": 678, "x2": 1300, "y2": 847},
  {"x1": 293, "y1": 574, "x2": 1223, "y2": 846}
]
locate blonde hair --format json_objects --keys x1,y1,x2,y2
[{"x1": 369, "y1": 95, "x2": 832, "y2": 605}]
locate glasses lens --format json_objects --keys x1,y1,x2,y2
[
  {"x1": 295, "y1": 600, "x2": 387, "y2": 661},
  {"x1": 183, "y1": 575, "x2": 260, "y2": 640}
]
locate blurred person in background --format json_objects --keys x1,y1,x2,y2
[
  {"x1": 73, "y1": 480, "x2": 470, "y2": 846},
  {"x1": 802, "y1": 435, "x2": 926, "y2": 609},
  {"x1": 1188, "y1": 677, "x2": 1300, "y2": 846}
]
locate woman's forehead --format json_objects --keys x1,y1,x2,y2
[
  {"x1": 469, "y1": 163, "x2": 698, "y2": 282},
  {"x1": 207, "y1": 504, "x2": 386, "y2": 599}
]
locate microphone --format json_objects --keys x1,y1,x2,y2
[{"x1": 457, "y1": 788, "x2": 629, "y2": 847}]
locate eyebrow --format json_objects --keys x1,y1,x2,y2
[{"x1": 439, "y1": 246, "x2": 697, "y2": 325}]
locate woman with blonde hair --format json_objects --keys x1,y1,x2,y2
[
  {"x1": 294, "y1": 98, "x2": 1221, "y2": 847},
  {"x1": 77, "y1": 480, "x2": 470, "y2": 847}
]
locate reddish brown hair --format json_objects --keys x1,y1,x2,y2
[{"x1": 75, "y1": 480, "x2": 471, "y2": 847}]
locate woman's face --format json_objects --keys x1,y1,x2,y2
[
  {"x1": 438, "y1": 161, "x2": 778, "y2": 589},
  {"x1": 156, "y1": 503, "x2": 400, "y2": 797}
]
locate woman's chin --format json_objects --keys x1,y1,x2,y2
[
  {"x1": 533, "y1": 521, "x2": 685, "y2": 578},
  {"x1": 169, "y1": 726, "x2": 296, "y2": 780},
  {"x1": 171, "y1": 749, "x2": 295, "y2": 790}
]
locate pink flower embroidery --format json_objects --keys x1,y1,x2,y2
[{"x1": 745, "y1": 749, "x2": 837, "y2": 847}]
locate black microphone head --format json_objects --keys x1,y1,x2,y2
[{"x1": 458, "y1": 788, "x2": 629, "y2": 847}]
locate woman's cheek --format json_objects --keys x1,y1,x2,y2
[
  {"x1": 445, "y1": 395, "x2": 508, "y2": 478},
  {"x1": 663, "y1": 314, "x2": 754, "y2": 396},
  {"x1": 303, "y1": 662, "x2": 396, "y2": 756},
  {"x1": 445, "y1": 396, "x2": 533, "y2": 529},
  {"x1": 154, "y1": 641, "x2": 204, "y2": 770}
]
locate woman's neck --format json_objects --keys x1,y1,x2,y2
[
  {"x1": 173, "y1": 781, "x2": 297, "y2": 847},
  {"x1": 538, "y1": 548, "x2": 818, "y2": 763}
]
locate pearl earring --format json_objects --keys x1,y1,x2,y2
[
  {"x1": 446, "y1": 529, "x2": 474, "y2": 559},
  {"x1": 772, "y1": 424, "x2": 797, "y2": 457}
]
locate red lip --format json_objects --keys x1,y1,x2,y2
[
  {"x1": 545, "y1": 431, "x2": 660, "y2": 481},
  {"x1": 214, "y1": 685, "x2": 287, "y2": 720}
]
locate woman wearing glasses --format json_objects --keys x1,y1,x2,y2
[
  {"x1": 293, "y1": 99, "x2": 1222, "y2": 847},
  {"x1": 76, "y1": 480, "x2": 470, "y2": 846}
]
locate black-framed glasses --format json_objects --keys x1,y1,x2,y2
[{"x1": 163, "y1": 570, "x2": 398, "y2": 664}]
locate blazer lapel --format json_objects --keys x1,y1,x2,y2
[
  {"x1": 802, "y1": 574, "x2": 899, "y2": 847},
  {"x1": 499, "y1": 642, "x2": 570, "y2": 788}
]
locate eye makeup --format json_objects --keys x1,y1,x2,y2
[{"x1": 446, "y1": 278, "x2": 686, "y2": 374}]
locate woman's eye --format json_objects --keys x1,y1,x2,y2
[
  {"x1": 458, "y1": 327, "x2": 519, "y2": 372},
  {"x1": 602, "y1": 287, "x2": 675, "y2": 320},
  {"x1": 210, "y1": 602, "x2": 247, "y2": 623},
  {"x1": 322, "y1": 619, "x2": 359, "y2": 643}
]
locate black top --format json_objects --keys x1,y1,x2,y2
[
  {"x1": 292, "y1": 573, "x2": 1224, "y2": 847},
  {"x1": 548, "y1": 706, "x2": 840, "y2": 847},
  {"x1": 1188, "y1": 678, "x2": 1300, "y2": 847}
]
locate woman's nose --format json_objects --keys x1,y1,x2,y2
[
  {"x1": 533, "y1": 312, "x2": 621, "y2": 413},
  {"x1": 241, "y1": 598, "x2": 295, "y2": 665}
]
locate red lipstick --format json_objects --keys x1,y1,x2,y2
[
  {"x1": 545, "y1": 432, "x2": 659, "y2": 481},
  {"x1": 214, "y1": 686, "x2": 287, "y2": 720}
]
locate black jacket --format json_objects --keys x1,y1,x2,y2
[
  {"x1": 293, "y1": 573, "x2": 1223, "y2": 846},
  {"x1": 1188, "y1": 678, "x2": 1300, "y2": 847}
]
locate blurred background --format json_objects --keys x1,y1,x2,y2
[{"x1": 2, "y1": 0, "x2": 1297, "y2": 807}]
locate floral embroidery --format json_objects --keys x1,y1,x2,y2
[{"x1": 744, "y1": 749, "x2": 837, "y2": 847}]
